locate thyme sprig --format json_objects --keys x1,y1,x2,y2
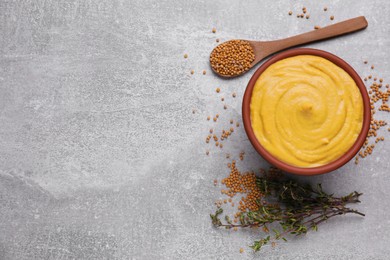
[{"x1": 210, "y1": 174, "x2": 364, "y2": 252}]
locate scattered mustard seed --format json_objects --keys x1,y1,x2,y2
[
  {"x1": 314, "y1": 25, "x2": 321, "y2": 30},
  {"x1": 184, "y1": 54, "x2": 188, "y2": 59},
  {"x1": 207, "y1": 116, "x2": 210, "y2": 121},
  {"x1": 288, "y1": 11, "x2": 292, "y2": 15},
  {"x1": 212, "y1": 28, "x2": 216, "y2": 33},
  {"x1": 232, "y1": 92, "x2": 236, "y2": 98},
  {"x1": 371, "y1": 65, "x2": 375, "y2": 69},
  {"x1": 216, "y1": 39, "x2": 220, "y2": 43},
  {"x1": 203, "y1": 70, "x2": 207, "y2": 75},
  {"x1": 216, "y1": 87, "x2": 220, "y2": 93},
  {"x1": 324, "y1": 7, "x2": 328, "y2": 11},
  {"x1": 330, "y1": 15, "x2": 334, "y2": 20},
  {"x1": 239, "y1": 248, "x2": 244, "y2": 254},
  {"x1": 190, "y1": 70, "x2": 194, "y2": 75},
  {"x1": 364, "y1": 60, "x2": 368, "y2": 64},
  {"x1": 306, "y1": 14, "x2": 310, "y2": 19}
]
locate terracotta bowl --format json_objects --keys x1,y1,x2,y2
[{"x1": 242, "y1": 48, "x2": 371, "y2": 176}]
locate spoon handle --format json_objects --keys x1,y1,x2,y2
[{"x1": 259, "y1": 16, "x2": 368, "y2": 56}]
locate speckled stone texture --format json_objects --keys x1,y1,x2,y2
[{"x1": 0, "y1": 0, "x2": 389, "y2": 259}]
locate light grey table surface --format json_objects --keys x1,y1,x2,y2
[{"x1": 1, "y1": 0, "x2": 389, "y2": 259}]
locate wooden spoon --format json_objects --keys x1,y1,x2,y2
[{"x1": 210, "y1": 16, "x2": 368, "y2": 78}]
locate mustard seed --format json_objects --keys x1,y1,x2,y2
[
  {"x1": 212, "y1": 28, "x2": 216, "y2": 33},
  {"x1": 314, "y1": 25, "x2": 320, "y2": 30},
  {"x1": 371, "y1": 65, "x2": 375, "y2": 69},
  {"x1": 306, "y1": 14, "x2": 310, "y2": 19},
  {"x1": 232, "y1": 92, "x2": 236, "y2": 98},
  {"x1": 288, "y1": 11, "x2": 292, "y2": 15},
  {"x1": 207, "y1": 116, "x2": 210, "y2": 121},
  {"x1": 190, "y1": 70, "x2": 194, "y2": 75},
  {"x1": 324, "y1": 7, "x2": 328, "y2": 11},
  {"x1": 210, "y1": 40, "x2": 255, "y2": 76},
  {"x1": 216, "y1": 39, "x2": 219, "y2": 43},
  {"x1": 203, "y1": 70, "x2": 206, "y2": 75},
  {"x1": 330, "y1": 15, "x2": 334, "y2": 20},
  {"x1": 216, "y1": 88, "x2": 220, "y2": 93},
  {"x1": 184, "y1": 54, "x2": 188, "y2": 59}
]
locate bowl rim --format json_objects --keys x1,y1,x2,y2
[{"x1": 242, "y1": 48, "x2": 371, "y2": 176}]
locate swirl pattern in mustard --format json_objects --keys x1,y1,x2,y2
[{"x1": 250, "y1": 55, "x2": 363, "y2": 167}]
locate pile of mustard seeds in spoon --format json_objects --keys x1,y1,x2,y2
[{"x1": 210, "y1": 40, "x2": 255, "y2": 77}]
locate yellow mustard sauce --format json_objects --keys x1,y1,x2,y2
[{"x1": 250, "y1": 55, "x2": 363, "y2": 167}]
